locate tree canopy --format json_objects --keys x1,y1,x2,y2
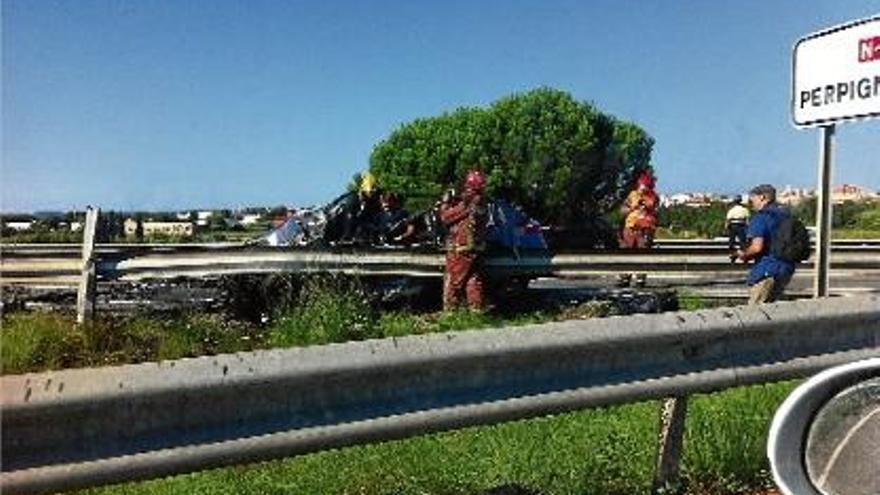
[{"x1": 368, "y1": 88, "x2": 654, "y2": 227}]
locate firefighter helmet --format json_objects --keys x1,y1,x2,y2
[
  {"x1": 636, "y1": 172, "x2": 655, "y2": 189},
  {"x1": 464, "y1": 169, "x2": 486, "y2": 192}
]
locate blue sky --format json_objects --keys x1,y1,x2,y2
[{"x1": 2, "y1": 0, "x2": 878, "y2": 212}]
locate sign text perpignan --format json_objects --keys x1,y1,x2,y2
[{"x1": 793, "y1": 16, "x2": 880, "y2": 127}]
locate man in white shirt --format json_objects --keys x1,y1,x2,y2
[{"x1": 725, "y1": 196, "x2": 750, "y2": 260}]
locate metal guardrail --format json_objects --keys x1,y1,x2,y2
[
  {"x1": 4, "y1": 239, "x2": 879, "y2": 253},
  {"x1": 0, "y1": 249, "x2": 552, "y2": 286},
  {"x1": 2, "y1": 296, "x2": 879, "y2": 494},
  {"x1": 654, "y1": 238, "x2": 880, "y2": 247},
  {"x1": 3, "y1": 242, "x2": 879, "y2": 287}
]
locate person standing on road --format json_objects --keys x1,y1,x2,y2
[
  {"x1": 618, "y1": 171, "x2": 658, "y2": 287},
  {"x1": 440, "y1": 169, "x2": 488, "y2": 311},
  {"x1": 725, "y1": 196, "x2": 750, "y2": 261},
  {"x1": 736, "y1": 184, "x2": 796, "y2": 304},
  {"x1": 620, "y1": 172, "x2": 658, "y2": 249}
]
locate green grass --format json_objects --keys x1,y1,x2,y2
[
  {"x1": 267, "y1": 276, "x2": 379, "y2": 347},
  {"x1": 654, "y1": 227, "x2": 703, "y2": 240},
  {"x1": 80, "y1": 382, "x2": 794, "y2": 495},
  {"x1": 0, "y1": 308, "x2": 546, "y2": 376},
  {"x1": 656, "y1": 227, "x2": 880, "y2": 240},
  {"x1": 676, "y1": 291, "x2": 709, "y2": 312},
  {"x1": 1, "y1": 275, "x2": 562, "y2": 376},
  {"x1": 0, "y1": 313, "x2": 86, "y2": 373},
  {"x1": 0, "y1": 313, "x2": 263, "y2": 375},
  {"x1": 683, "y1": 384, "x2": 787, "y2": 494},
  {"x1": 831, "y1": 229, "x2": 880, "y2": 239},
  {"x1": 1, "y1": 230, "x2": 84, "y2": 244}
]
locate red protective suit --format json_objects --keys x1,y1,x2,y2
[
  {"x1": 440, "y1": 191, "x2": 487, "y2": 310},
  {"x1": 620, "y1": 176, "x2": 658, "y2": 249}
]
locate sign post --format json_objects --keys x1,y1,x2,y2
[
  {"x1": 814, "y1": 125, "x2": 834, "y2": 297},
  {"x1": 792, "y1": 16, "x2": 880, "y2": 298}
]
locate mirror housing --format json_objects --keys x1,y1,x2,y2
[{"x1": 768, "y1": 358, "x2": 880, "y2": 495}]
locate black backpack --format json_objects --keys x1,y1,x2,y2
[{"x1": 770, "y1": 211, "x2": 811, "y2": 263}]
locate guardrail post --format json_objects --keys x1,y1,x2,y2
[
  {"x1": 652, "y1": 396, "x2": 688, "y2": 494},
  {"x1": 76, "y1": 207, "x2": 99, "y2": 324}
]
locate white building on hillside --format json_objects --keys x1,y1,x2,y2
[
  {"x1": 832, "y1": 184, "x2": 878, "y2": 204},
  {"x1": 4, "y1": 221, "x2": 35, "y2": 231},
  {"x1": 778, "y1": 186, "x2": 814, "y2": 206},
  {"x1": 240, "y1": 213, "x2": 263, "y2": 226}
]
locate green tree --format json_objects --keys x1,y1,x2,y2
[
  {"x1": 657, "y1": 203, "x2": 728, "y2": 238},
  {"x1": 853, "y1": 204, "x2": 880, "y2": 230},
  {"x1": 368, "y1": 88, "x2": 654, "y2": 227}
]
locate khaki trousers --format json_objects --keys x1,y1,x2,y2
[{"x1": 748, "y1": 275, "x2": 791, "y2": 305}]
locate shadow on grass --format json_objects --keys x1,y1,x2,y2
[{"x1": 480, "y1": 484, "x2": 543, "y2": 495}]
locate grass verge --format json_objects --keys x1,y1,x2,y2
[
  {"x1": 2, "y1": 275, "x2": 609, "y2": 375},
  {"x1": 0, "y1": 312, "x2": 264, "y2": 375},
  {"x1": 79, "y1": 381, "x2": 794, "y2": 495}
]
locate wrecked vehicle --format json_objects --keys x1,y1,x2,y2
[
  {"x1": 247, "y1": 191, "x2": 552, "y2": 311},
  {"x1": 261, "y1": 192, "x2": 549, "y2": 256}
]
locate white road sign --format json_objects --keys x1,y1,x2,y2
[{"x1": 792, "y1": 16, "x2": 880, "y2": 127}]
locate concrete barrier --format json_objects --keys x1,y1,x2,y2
[{"x1": 2, "y1": 296, "x2": 878, "y2": 494}]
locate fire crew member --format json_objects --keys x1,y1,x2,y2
[
  {"x1": 620, "y1": 171, "x2": 658, "y2": 248},
  {"x1": 618, "y1": 171, "x2": 658, "y2": 287},
  {"x1": 440, "y1": 169, "x2": 488, "y2": 310}
]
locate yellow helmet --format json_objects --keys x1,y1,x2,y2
[{"x1": 359, "y1": 171, "x2": 376, "y2": 194}]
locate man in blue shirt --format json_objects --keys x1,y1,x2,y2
[{"x1": 735, "y1": 184, "x2": 796, "y2": 304}]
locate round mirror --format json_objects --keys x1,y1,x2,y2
[
  {"x1": 805, "y1": 377, "x2": 880, "y2": 495},
  {"x1": 768, "y1": 358, "x2": 880, "y2": 495}
]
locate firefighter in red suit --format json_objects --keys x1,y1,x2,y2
[
  {"x1": 618, "y1": 171, "x2": 658, "y2": 287},
  {"x1": 440, "y1": 169, "x2": 488, "y2": 310}
]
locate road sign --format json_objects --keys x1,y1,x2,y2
[
  {"x1": 792, "y1": 15, "x2": 879, "y2": 298},
  {"x1": 792, "y1": 16, "x2": 880, "y2": 127}
]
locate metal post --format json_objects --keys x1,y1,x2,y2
[
  {"x1": 76, "y1": 207, "x2": 99, "y2": 324},
  {"x1": 814, "y1": 125, "x2": 834, "y2": 298},
  {"x1": 652, "y1": 396, "x2": 688, "y2": 494}
]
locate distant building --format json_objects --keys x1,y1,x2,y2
[
  {"x1": 669, "y1": 194, "x2": 688, "y2": 205},
  {"x1": 239, "y1": 214, "x2": 263, "y2": 226},
  {"x1": 124, "y1": 218, "x2": 139, "y2": 237},
  {"x1": 662, "y1": 192, "x2": 713, "y2": 208},
  {"x1": 144, "y1": 221, "x2": 194, "y2": 237},
  {"x1": 176, "y1": 212, "x2": 193, "y2": 221},
  {"x1": 778, "y1": 186, "x2": 814, "y2": 206},
  {"x1": 831, "y1": 184, "x2": 878, "y2": 204},
  {"x1": 4, "y1": 221, "x2": 35, "y2": 231},
  {"x1": 196, "y1": 211, "x2": 213, "y2": 227},
  {"x1": 70, "y1": 222, "x2": 83, "y2": 232},
  {"x1": 124, "y1": 218, "x2": 194, "y2": 238}
]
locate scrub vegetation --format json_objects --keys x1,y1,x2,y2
[
  {"x1": 2, "y1": 276, "x2": 563, "y2": 375},
  {"x1": 658, "y1": 199, "x2": 880, "y2": 239}
]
